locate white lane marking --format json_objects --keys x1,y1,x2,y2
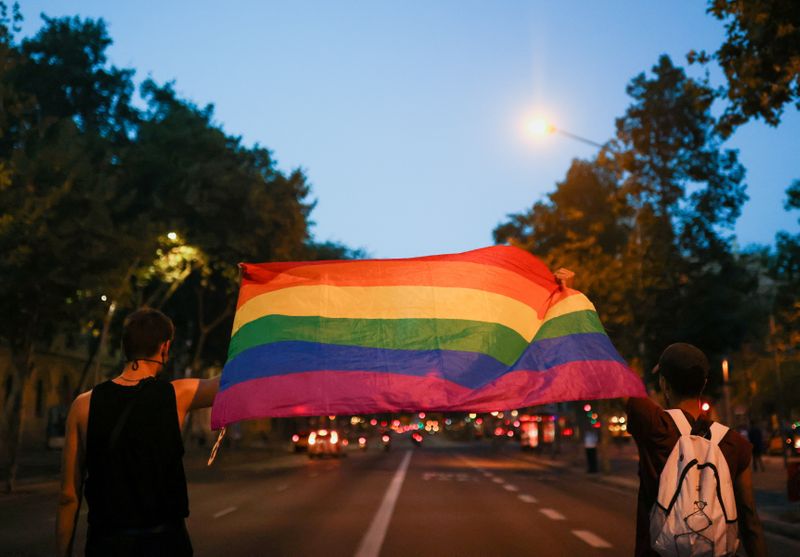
[
  {"x1": 491, "y1": 477, "x2": 504, "y2": 484},
  {"x1": 483, "y1": 472, "x2": 493, "y2": 478},
  {"x1": 503, "y1": 484, "x2": 519, "y2": 492},
  {"x1": 213, "y1": 506, "x2": 237, "y2": 519},
  {"x1": 572, "y1": 530, "x2": 612, "y2": 548},
  {"x1": 539, "y1": 508, "x2": 566, "y2": 520},
  {"x1": 518, "y1": 494, "x2": 538, "y2": 504},
  {"x1": 276, "y1": 484, "x2": 289, "y2": 492},
  {"x1": 354, "y1": 450, "x2": 412, "y2": 557}
]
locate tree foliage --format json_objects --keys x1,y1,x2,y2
[
  {"x1": 0, "y1": 8, "x2": 338, "y2": 490},
  {"x1": 496, "y1": 56, "x2": 758, "y2": 382},
  {"x1": 692, "y1": 0, "x2": 800, "y2": 136}
]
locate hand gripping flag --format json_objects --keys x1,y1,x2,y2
[{"x1": 210, "y1": 246, "x2": 645, "y2": 428}]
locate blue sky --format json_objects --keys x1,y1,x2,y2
[{"x1": 19, "y1": 1, "x2": 799, "y2": 257}]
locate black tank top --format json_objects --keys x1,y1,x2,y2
[{"x1": 85, "y1": 378, "x2": 189, "y2": 528}]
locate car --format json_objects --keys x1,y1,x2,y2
[
  {"x1": 308, "y1": 429, "x2": 343, "y2": 458},
  {"x1": 290, "y1": 431, "x2": 311, "y2": 453}
]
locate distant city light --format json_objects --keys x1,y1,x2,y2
[{"x1": 167, "y1": 231, "x2": 178, "y2": 241}]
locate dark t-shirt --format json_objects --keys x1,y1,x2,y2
[{"x1": 626, "y1": 397, "x2": 752, "y2": 557}]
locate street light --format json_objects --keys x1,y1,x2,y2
[
  {"x1": 722, "y1": 359, "x2": 732, "y2": 426},
  {"x1": 527, "y1": 117, "x2": 604, "y2": 148}
]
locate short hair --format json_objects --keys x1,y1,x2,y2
[
  {"x1": 656, "y1": 343, "x2": 709, "y2": 398},
  {"x1": 122, "y1": 308, "x2": 174, "y2": 361}
]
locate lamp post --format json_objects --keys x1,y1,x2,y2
[{"x1": 527, "y1": 118, "x2": 605, "y2": 149}]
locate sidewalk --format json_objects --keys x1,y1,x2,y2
[
  {"x1": 0, "y1": 440, "x2": 299, "y2": 494},
  {"x1": 516, "y1": 440, "x2": 800, "y2": 541}
]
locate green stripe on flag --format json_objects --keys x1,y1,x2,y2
[
  {"x1": 229, "y1": 315, "x2": 530, "y2": 366},
  {"x1": 533, "y1": 310, "x2": 605, "y2": 341}
]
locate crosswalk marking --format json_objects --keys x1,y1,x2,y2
[
  {"x1": 503, "y1": 484, "x2": 519, "y2": 492},
  {"x1": 213, "y1": 506, "x2": 237, "y2": 519},
  {"x1": 539, "y1": 508, "x2": 566, "y2": 520},
  {"x1": 518, "y1": 494, "x2": 538, "y2": 503},
  {"x1": 572, "y1": 530, "x2": 612, "y2": 548}
]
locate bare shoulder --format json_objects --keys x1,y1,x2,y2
[{"x1": 70, "y1": 391, "x2": 92, "y2": 421}]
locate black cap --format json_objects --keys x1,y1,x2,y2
[{"x1": 653, "y1": 343, "x2": 709, "y2": 388}]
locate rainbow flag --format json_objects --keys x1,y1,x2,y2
[{"x1": 210, "y1": 246, "x2": 644, "y2": 427}]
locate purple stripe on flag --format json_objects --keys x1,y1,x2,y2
[{"x1": 210, "y1": 360, "x2": 645, "y2": 427}]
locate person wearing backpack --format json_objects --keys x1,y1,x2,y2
[{"x1": 625, "y1": 343, "x2": 767, "y2": 557}]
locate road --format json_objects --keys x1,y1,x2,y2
[{"x1": 2, "y1": 437, "x2": 799, "y2": 556}]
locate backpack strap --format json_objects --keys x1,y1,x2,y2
[
  {"x1": 709, "y1": 422, "x2": 730, "y2": 445},
  {"x1": 666, "y1": 409, "x2": 692, "y2": 436}
]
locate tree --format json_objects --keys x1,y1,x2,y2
[
  {"x1": 494, "y1": 159, "x2": 640, "y2": 359},
  {"x1": 120, "y1": 80, "x2": 314, "y2": 381},
  {"x1": 495, "y1": 56, "x2": 757, "y2": 384},
  {"x1": 611, "y1": 55, "x2": 752, "y2": 368},
  {"x1": 692, "y1": 0, "x2": 800, "y2": 136},
  {"x1": 0, "y1": 12, "x2": 149, "y2": 491}
]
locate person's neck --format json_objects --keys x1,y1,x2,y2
[
  {"x1": 669, "y1": 397, "x2": 702, "y2": 419},
  {"x1": 116, "y1": 360, "x2": 161, "y2": 383}
]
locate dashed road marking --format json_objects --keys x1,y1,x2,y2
[
  {"x1": 213, "y1": 506, "x2": 237, "y2": 519},
  {"x1": 572, "y1": 530, "x2": 612, "y2": 548},
  {"x1": 503, "y1": 484, "x2": 519, "y2": 492},
  {"x1": 310, "y1": 472, "x2": 319, "y2": 478},
  {"x1": 491, "y1": 477, "x2": 504, "y2": 484},
  {"x1": 539, "y1": 508, "x2": 566, "y2": 520},
  {"x1": 276, "y1": 484, "x2": 289, "y2": 492},
  {"x1": 518, "y1": 494, "x2": 538, "y2": 504}
]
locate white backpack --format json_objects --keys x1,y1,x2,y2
[{"x1": 649, "y1": 409, "x2": 739, "y2": 557}]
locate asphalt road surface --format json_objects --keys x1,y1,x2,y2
[{"x1": 2, "y1": 437, "x2": 799, "y2": 556}]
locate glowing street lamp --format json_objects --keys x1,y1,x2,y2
[{"x1": 526, "y1": 117, "x2": 604, "y2": 149}]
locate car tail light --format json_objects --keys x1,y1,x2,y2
[
  {"x1": 330, "y1": 431, "x2": 339, "y2": 444},
  {"x1": 382, "y1": 435, "x2": 390, "y2": 443},
  {"x1": 308, "y1": 432, "x2": 317, "y2": 445},
  {"x1": 359, "y1": 437, "x2": 366, "y2": 444},
  {"x1": 291, "y1": 434, "x2": 300, "y2": 443}
]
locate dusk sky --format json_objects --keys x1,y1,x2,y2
[{"x1": 19, "y1": 1, "x2": 800, "y2": 258}]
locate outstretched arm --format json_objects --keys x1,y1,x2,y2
[{"x1": 173, "y1": 376, "x2": 221, "y2": 425}]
